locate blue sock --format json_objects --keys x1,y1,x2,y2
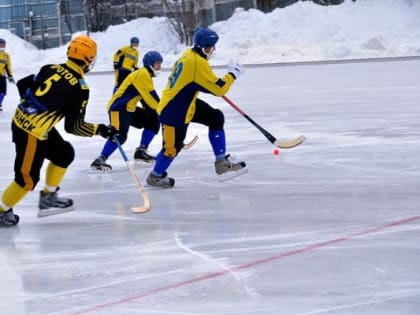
[
  {"x1": 0, "y1": 93, "x2": 4, "y2": 105},
  {"x1": 100, "y1": 140, "x2": 117, "y2": 158},
  {"x1": 209, "y1": 129, "x2": 226, "y2": 160},
  {"x1": 152, "y1": 151, "x2": 174, "y2": 176},
  {"x1": 140, "y1": 129, "x2": 155, "y2": 148}
]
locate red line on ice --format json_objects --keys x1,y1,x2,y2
[{"x1": 70, "y1": 214, "x2": 420, "y2": 315}]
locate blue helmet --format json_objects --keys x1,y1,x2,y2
[
  {"x1": 130, "y1": 37, "x2": 139, "y2": 45},
  {"x1": 143, "y1": 51, "x2": 163, "y2": 68},
  {"x1": 193, "y1": 28, "x2": 219, "y2": 48},
  {"x1": 0, "y1": 38, "x2": 5, "y2": 44}
]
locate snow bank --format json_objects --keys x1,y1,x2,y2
[{"x1": 1, "y1": 0, "x2": 418, "y2": 75}]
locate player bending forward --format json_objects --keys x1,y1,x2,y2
[
  {"x1": 91, "y1": 51, "x2": 163, "y2": 171},
  {"x1": 0, "y1": 35, "x2": 118, "y2": 226},
  {"x1": 147, "y1": 27, "x2": 246, "y2": 188}
]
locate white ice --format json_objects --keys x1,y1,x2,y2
[
  {"x1": 1, "y1": 0, "x2": 420, "y2": 314},
  {"x1": 0, "y1": 59, "x2": 419, "y2": 315}
]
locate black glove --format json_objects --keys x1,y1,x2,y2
[
  {"x1": 113, "y1": 62, "x2": 119, "y2": 70},
  {"x1": 8, "y1": 76, "x2": 15, "y2": 84},
  {"x1": 96, "y1": 124, "x2": 119, "y2": 139},
  {"x1": 17, "y1": 74, "x2": 36, "y2": 97}
]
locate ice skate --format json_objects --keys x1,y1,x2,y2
[
  {"x1": 134, "y1": 147, "x2": 155, "y2": 163},
  {"x1": 90, "y1": 156, "x2": 112, "y2": 172},
  {"x1": 0, "y1": 209, "x2": 19, "y2": 226},
  {"x1": 146, "y1": 172, "x2": 175, "y2": 188},
  {"x1": 38, "y1": 187, "x2": 74, "y2": 217},
  {"x1": 215, "y1": 154, "x2": 247, "y2": 181}
]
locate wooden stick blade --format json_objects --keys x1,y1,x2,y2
[
  {"x1": 131, "y1": 199, "x2": 151, "y2": 213},
  {"x1": 126, "y1": 162, "x2": 151, "y2": 213},
  {"x1": 275, "y1": 135, "x2": 306, "y2": 149},
  {"x1": 183, "y1": 135, "x2": 199, "y2": 150},
  {"x1": 114, "y1": 136, "x2": 152, "y2": 214}
]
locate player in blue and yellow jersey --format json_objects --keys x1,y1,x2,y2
[
  {"x1": 113, "y1": 37, "x2": 140, "y2": 93},
  {"x1": 0, "y1": 38, "x2": 14, "y2": 111},
  {"x1": 146, "y1": 27, "x2": 245, "y2": 188},
  {"x1": 90, "y1": 51, "x2": 163, "y2": 171},
  {"x1": 0, "y1": 35, "x2": 118, "y2": 226}
]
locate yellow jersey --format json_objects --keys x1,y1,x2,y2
[
  {"x1": 113, "y1": 46, "x2": 139, "y2": 71},
  {"x1": 107, "y1": 67, "x2": 159, "y2": 113},
  {"x1": 158, "y1": 48, "x2": 235, "y2": 127},
  {"x1": 0, "y1": 50, "x2": 12, "y2": 77}
]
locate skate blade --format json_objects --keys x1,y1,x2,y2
[
  {"x1": 37, "y1": 206, "x2": 75, "y2": 218},
  {"x1": 134, "y1": 159, "x2": 155, "y2": 164},
  {"x1": 217, "y1": 168, "x2": 248, "y2": 182},
  {"x1": 145, "y1": 183, "x2": 174, "y2": 190},
  {"x1": 88, "y1": 167, "x2": 112, "y2": 173}
]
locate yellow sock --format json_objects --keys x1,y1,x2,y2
[
  {"x1": 43, "y1": 162, "x2": 67, "y2": 193},
  {"x1": 1, "y1": 181, "x2": 28, "y2": 211}
]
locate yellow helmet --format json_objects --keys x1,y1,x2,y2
[{"x1": 67, "y1": 35, "x2": 97, "y2": 71}]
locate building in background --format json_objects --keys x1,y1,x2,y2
[
  {"x1": 0, "y1": 0, "x2": 342, "y2": 49},
  {"x1": 0, "y1": 0, "x2": 86, "y2": 49}
]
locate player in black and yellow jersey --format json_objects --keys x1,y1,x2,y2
[
  {"x1": 90, "y1": 51, "x2": 163, "y2": 171},
  {"x1": 113, "y1": 37, "x2": 140, "y2": 93},
  {"x1": 0, "y1": 35, "x2": 118, "y2": 226},
  {"x1": 0, "y1": 38, "x2": 14, "y2": 111},
  {"x1": 146, "y1": 28, "x2": 245, "y2": 188}
]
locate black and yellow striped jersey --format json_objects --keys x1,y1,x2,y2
[
  {"x1": 0, "y1": 50, "x2": 12, "y2": 77},
  {"x1": 14, "y1": 60, "x2": 98, "y2": 140}
]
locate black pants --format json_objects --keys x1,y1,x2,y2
[
  {"x1": 12, "y1": 123, "x2": 74, "y2": 190},
  {"x1": 109, "y1": 106, "x2": 160, "y2": 144},
  {"x1": 161, "y1": 98, "x2": 224, "y2": 157},
  {"x1": 0, "y1": 75, "x2": 6, "y2": 94},
  {"x1": 114, "y1": 69, "x2": 131, "y2": 90}
]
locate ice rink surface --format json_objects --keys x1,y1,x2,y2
[{"x1": 0, "y1": 59, "x2": 419, "y2": 315}]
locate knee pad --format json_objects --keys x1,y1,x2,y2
[
  {"x1": 49, "y1": 141, "x2": 75, "y2": 168},
  {"x1": 142, "y1": 110, "x2": 160, "y2": 134},
  {"x1": 210, "y1": 108, "x2": 225, "y2": 130},
  {"x1": 116, "y1": 133, "x2": 128, "y2": 145},
  {"x1": 149, "y1": 111, "x2": 160, "y2": 134},
  {"x1": 147, "y1": 120, "x2": 160, "y2": 134}
]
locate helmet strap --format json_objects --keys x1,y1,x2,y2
[
  {"x1": 149, "y1": 65, "x2": 160, "y2": 77},
  {"x1": 83, "y1": 58, "x2": 96, "y2": 73},
  {"x1": 202, "y1": 47, "x2": 215, "y2": 60}
]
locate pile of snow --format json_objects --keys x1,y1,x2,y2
[
  {"x1": 212, "y1": 0, "x2": 420, "y2": 64},
  {"x1": 1, "y1": 0, "x2": 419, "y2": 77}
]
